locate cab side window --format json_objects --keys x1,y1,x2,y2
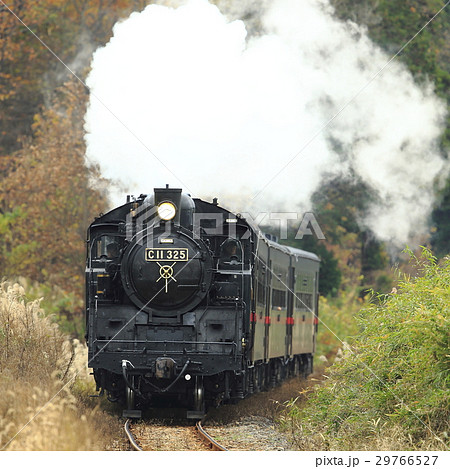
[
  {"x1": 218, "y1": 238, "x2": 242, "y2": 267},
  {"x1": 92, "y1": 235, "x2": 122, "y2": 260}
]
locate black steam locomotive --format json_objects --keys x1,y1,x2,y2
[{"x1": 85, "y1": 187, "x2": 320, "y2": 418}]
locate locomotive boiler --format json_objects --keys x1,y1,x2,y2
[{"x1": 85, "y1": 187, "x2": 320, "y2": 418}]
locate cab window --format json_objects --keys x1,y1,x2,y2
[
  {"x1": 92, "y1": 235, "x2": 122, "y2": 260},
  {"x1": 218, "y1": 238, "x2": 243, "y2": 268}
]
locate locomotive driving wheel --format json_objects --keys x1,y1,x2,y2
[
  {"x1": 187, "y1": 376, "x2": 205, "y2": 419},
  {"x1": 194, "y1": 376, "x2": 205, "y2": 411},
  {"x1": 123, "y1": 375, "x2": 141, "y2": 419},
  {"x1": 126, "y1": 376, "x2": 135, "y2": 411}
]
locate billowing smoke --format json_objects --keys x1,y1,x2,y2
[{"x1": 84, "y1": 0, "x2": 448, "y2": 245}]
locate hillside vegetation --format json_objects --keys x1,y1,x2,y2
[
  {"x1": 281, "y1": 249, "x2": 449, "y2": 451},
  {"x1": 0, "y1": 0, "x2": 449, "y2": 338},
  {"x1": 0, "y1": 3, "x2": 448, "y2": 451}
]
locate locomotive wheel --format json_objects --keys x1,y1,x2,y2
[
  {"x1": 253, "y1": 366, "x2": 260, "y2": 393},
  {"x1": 126, "y1": 376, "x2": 136, "y2": 411},
  {"x1": 301, "y1": 355, "x2": 313, "y2": 379},
  {"x1": 293, "y1": 356, "x2": 300, "y2": 376},
  {"x1": 307, "y1": 355, "x2": 313, "y2": 376},
  {"x1": 248, "y1": 368, "x2": 255, "y2": 394},
  {"x1": 194, "y1": 376, "x2": 205, "y2": 412}
]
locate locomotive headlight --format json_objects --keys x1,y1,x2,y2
[{"x1": 157, "y1": 202, "x2": 176, "y2": 221}]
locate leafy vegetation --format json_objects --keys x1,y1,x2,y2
[
  {"x1": 0, "y1": 1, "x2": 151, "y2": 337},
  {"x1": 281, "y1": 249, "x2": 450, "y2": 450},
  {"x1": 0, "y1": 0, "x2": 149, "y2": 155},
  {"x1": 0, "y1": 0, "x2": 448, "y2": 338},
  {"x1": 0, "y1": 78, "x2": 108, "y2": 336},
  {"x1": 296, "y1": 177, "x2": 390, "y2": 295},
  {"x1": 316, "y1": 287, "x2": 362, "y2": 360},
  {"x1": 0, "y1": 0, "x2": 447, "y2": 450},
  {"x1": 431, "y1": 178, "x2": 450, "y2": 256}
]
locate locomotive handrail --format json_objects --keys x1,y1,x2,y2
[
  {"x1": 215, "y1": 269, "x2": 252, "y2": 275},
  {"x1": 94, "y1": 339, "x2": 238, "y2": 358},
  {"x1": 94, "y1": 339, "x2": 237, "y2": 346}
]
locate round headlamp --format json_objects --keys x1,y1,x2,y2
[{"x1": 157, "y1": 202, "x2": 176, "y2": 221}]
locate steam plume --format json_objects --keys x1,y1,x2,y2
[{"x1": 84, "y1": 0, "x2": 448, "y2": 244}]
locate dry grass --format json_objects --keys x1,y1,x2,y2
[{"x1": 0, "y1": 282, "x2": 120, "y2": 450}]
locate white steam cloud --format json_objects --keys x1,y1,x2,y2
[{"x1": 84, "y1": 0, "x2": 448, "y2": 245}]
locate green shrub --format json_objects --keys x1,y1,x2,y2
[
  {"x1": 316, "y1": 287, "x2": 362, "y2": 360},
  {"x1": 282, "y1": 248, "x2": 449, "y2": 450}
]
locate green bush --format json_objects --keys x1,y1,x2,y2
[
  {"x1": 316, "y1": 287, "x2": 362, "y2": 360},
  {"x1": 282, "y1": 248, "x2": 449, "y2": 450}
]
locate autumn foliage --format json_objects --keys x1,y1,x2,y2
[
  {"x1": 0, "y1": 79, "x2": 108, "y2": 330},
  {"x1": 0, "y1": 1, "x2": 155, "y2": 334},
  {"x1": 0, "y1": 0, "x2": 148, "y2": 154},
  {"x1": 0, "y1": 0, "x2": 449, "y2": 335}
]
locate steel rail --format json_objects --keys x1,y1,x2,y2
[
  {"x1": 124, "y1": 417, "x2": 228, "y2": 451},
  {"x1": 124, "y1": 419, "x2": 143, "y2": 451},
  {"x1": 196, "y1": 420, "x2": 228, "y2": 451}
]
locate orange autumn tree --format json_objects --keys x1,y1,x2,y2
[
  {"x1": 0, "y1": 0, "x2": 147, "y2": 155},
  {"x1": 0, "y1": 79, "x2": 108, "y2": 330}
]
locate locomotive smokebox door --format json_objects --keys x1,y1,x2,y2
[{"x1": 155, "y1": 357, "x2": 176, "y2": 379}]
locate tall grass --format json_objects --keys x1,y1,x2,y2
[
  {"x1": 0, "y1": 282, "x2": 119, "y2": 450},
  {"x1": 316, "y1": 286, "x2": 362, "y2": 361},
  {"x1": 14, "y1": 276, "x2": 85, "y2": 338},
  {"x1": 281, "y1": 249, "x2": 449, "y2": 450}
]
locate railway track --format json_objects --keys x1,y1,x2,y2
[
  {"x1": 124, "y1": 418, "x2": 228, "y2": 451},
  {"x1": 195, "y1": 420, "x2": 228, "y2": 451},
  {"x1": 124, "y1": 419, "x2": 144, "y2": 451}
]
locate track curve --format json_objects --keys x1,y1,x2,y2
[
  {"x1": 195, "y1": 420, "x2": 228, "y2": 451},
  {"x1": 124, "y1": 419, "x2": 143, "y2": 451},
  {"x1": 124, "y1": 418, "x2": 227, "y2": 451}
]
